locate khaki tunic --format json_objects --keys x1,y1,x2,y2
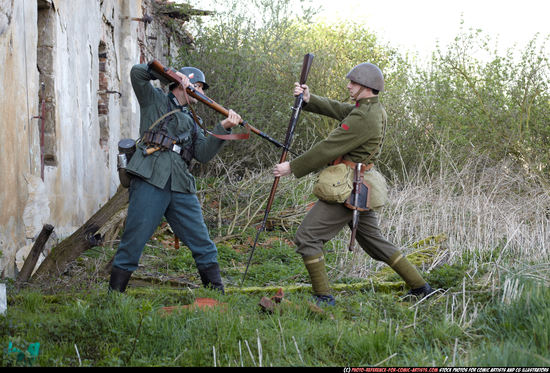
[
  {"x1": 290, "y1": 94, "x2": 386, "y2": 177},
  {"x1": 290, "y1": 94, "x2": 398, "y2": 261}
]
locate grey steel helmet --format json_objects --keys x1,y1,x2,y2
[
  {"x1": 178, "y1": 66, "x2": 209, "y2": 90},
  {"x1": 345, "y1": 63, "x2": 384, "y2": 92}
]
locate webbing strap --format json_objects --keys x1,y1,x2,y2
[
  {"x1": 136, "y1": 109, "x2": 181, "y2": 147},
  {"x1": 148, "y1": 109, "x2": 180, "y2": 131}
]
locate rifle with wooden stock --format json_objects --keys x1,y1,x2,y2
[
  {"x1": 147, "y1": 60, "x2": 293, "y2": 154},
  {"x1": 240, "y1": 53, "x2": 314, "y2": 287}
]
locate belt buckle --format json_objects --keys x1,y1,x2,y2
[{"x1": 172, "y1": 144, "x2": 182, "y2": 154}]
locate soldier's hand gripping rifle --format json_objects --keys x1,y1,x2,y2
[
  {"x1": 147, "y1": 60, "x2": 294, "y2": 155},
  {"x1": 240, "y1": 53, "x2": 314, "y2": 287}
]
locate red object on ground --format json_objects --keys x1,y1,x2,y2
[
  {"x1": 259, "y1": 288, "x2": 285, "y2": 313},
  {"x1": 160, "y1": 297, "x2": 224, "y2": 314}
]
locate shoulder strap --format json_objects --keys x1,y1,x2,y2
[
  {"x1": 148, "y1": 109, "x2": 181, "y2": 131},
  {"x1": 136, "y1": 108, "x2": 181, "y2": 145}
]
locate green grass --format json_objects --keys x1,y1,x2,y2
[
  {"x1": 4, "y1": 279, "x2": 548, "y2": 367},
  {"x1": 2, "y1": 226, "x2": 549, "y2": 367},
  {"x1": 468, "y1": 281, "x2": 550, "y2": 366},
  {"x1": 2, "y1": 160, "x2": 550, "y2": 367}
]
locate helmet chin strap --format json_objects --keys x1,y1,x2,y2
[{"x1": 352, "y1": 85, "x2": 366, "y2": 101}]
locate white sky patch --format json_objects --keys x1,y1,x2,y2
[
  {"x1": 182, "y1": 0, "x2": 549, "y2": 60},
  {"x1": 313, "y1": 0, "x2": 549, "y2": 60}
]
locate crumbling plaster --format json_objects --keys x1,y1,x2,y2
[{"x1": 0, "y1": 0, "x2": 191, "y2": 278}]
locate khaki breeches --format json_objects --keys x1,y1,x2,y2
[{"x1": 295, "y1": 200, "x2": 399, "y2": 262}]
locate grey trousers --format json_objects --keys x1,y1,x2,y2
[
  {"x1": 113, "y1": 177, "x2": 218, "y2": 272},
  {"x1": 295, "y1": 200, "x2": 399, "y2": 262}
]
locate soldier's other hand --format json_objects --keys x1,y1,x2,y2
[
  {"x1": 294, "y1": 82, "x2": 310, "y2": 103},
  {"x1": 221, "y1": 109, "x2": 241, "y2": 129},
  {"x1": 273, "y1": 161, "x2": 291, "y2": 177}
]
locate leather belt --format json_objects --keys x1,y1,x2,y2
[{"x1": 332, "y1": 155, "x2": 373, "y2": 173}]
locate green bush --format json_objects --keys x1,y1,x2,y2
[
  {"x1": 175, "y1": 3, "x2": 549, "y2": 188},
  {"x1": 175, "y1": 0, "x2": 405, "y2": 178}
]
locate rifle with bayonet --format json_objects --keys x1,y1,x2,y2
[
  {"x1": 241, "y1": 53, "x2": 314, "y2": 286},
  {"x1": 147, "y1": 60, "x2": 294, "y2": 154}
]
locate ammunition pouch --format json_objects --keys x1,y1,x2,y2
[
  {"x1": 133, "y1": 106, "x2": 199, "y2": 171},
  {"x1": 140, "y1": 128, "x2": 196, "y2": 169},
  {"x1": 142, "y1": 129, "x2": 177, "y2": 151},
  {"x1": 180, "y1": 144, "x2": 194, "y2": 166},
  {"x1": 117, "y1": 138, "x2": 136, "y2": 188},
  {"x1": 174, "y1": 130, "x2": 195, "y2": 166}
]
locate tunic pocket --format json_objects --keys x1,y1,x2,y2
[{"x1": 126, "y1": 143, "x2": 159, "y2": 179}]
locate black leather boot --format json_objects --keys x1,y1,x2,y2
[
  {"x1": 198, "y1": 263, "x2": 225, "y2": 294},
  {"x1": 405, "y1": 283, "x2": 435, "y2": 300},
  {"x1": 312, "y1": 294, "x2": 335, "y2": 306},
  {"x1": 109, "y1": 266, "x2": 132, "y2": 293}
]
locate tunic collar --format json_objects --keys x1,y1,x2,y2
[{"x1": 355, "y1": 96, "x2": 379, "y2": 107}]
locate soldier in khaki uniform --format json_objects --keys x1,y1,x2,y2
[
  {"x1": 274, "y1": 63, "x2": 434, "y2": 305},
  {"x1": 109, "y1": 62, "x2": 241, "y2": 293}
]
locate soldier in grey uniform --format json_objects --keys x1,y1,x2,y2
[
  {"x1": 109, "y1": 62, "x2": 241, "y2": 293},
  {"x1": 274, "y1": 63, "x2": 434, "y2": 305}
]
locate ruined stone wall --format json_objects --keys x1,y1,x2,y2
[
  {"x1": 0, "y1": 0, "x2": 41, "y2": 277},
  {"x1": 0, "y1": 0, "x2": 198, "y2": 278}
]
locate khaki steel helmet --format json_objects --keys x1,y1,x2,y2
[{"x1": 346, "y1": 63, "x2": 384, "y2": 92}]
